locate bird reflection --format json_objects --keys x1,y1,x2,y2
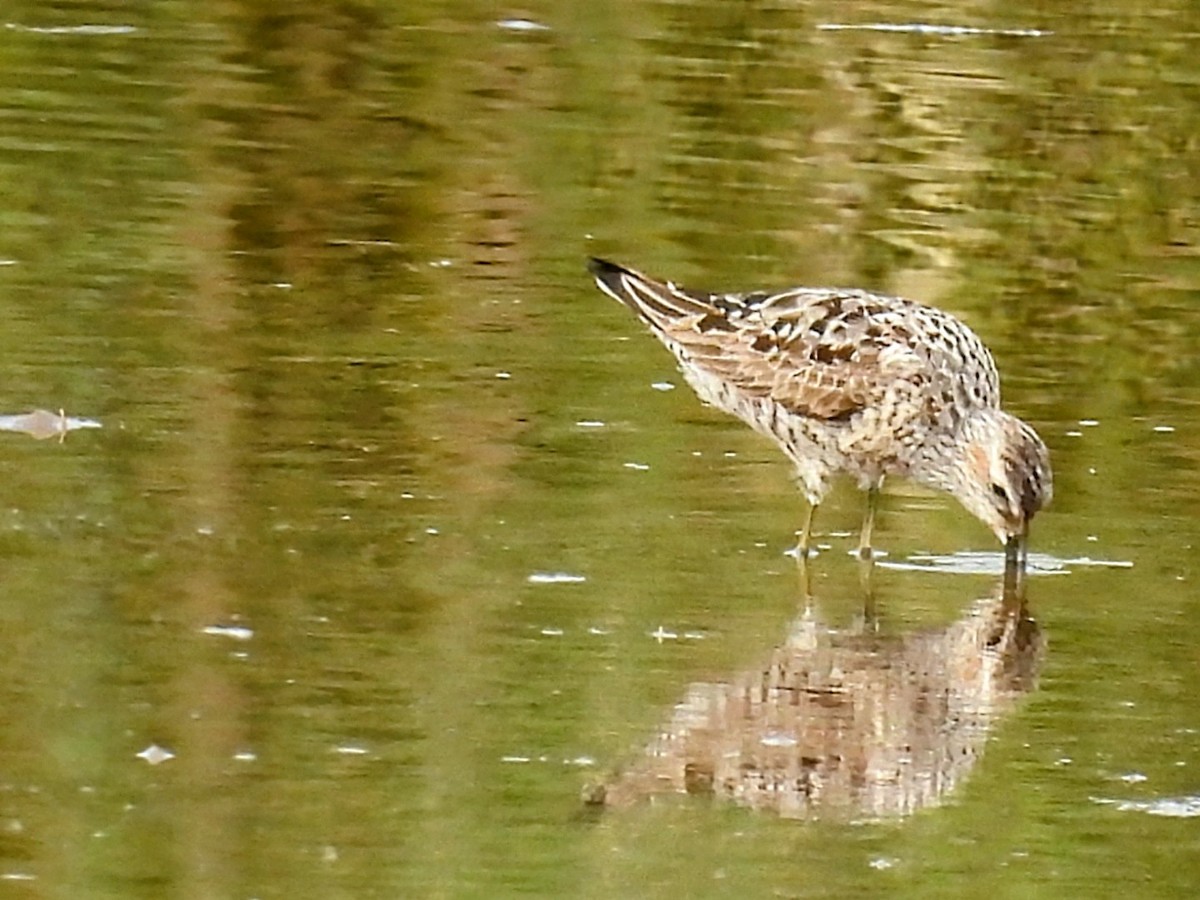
[{"x1": 587, "y1": 566, "x2": 1041, "y2": 820}]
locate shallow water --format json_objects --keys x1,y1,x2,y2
[{"x1": 1, "y1": 2, "x2": 1198, "y2": 897}]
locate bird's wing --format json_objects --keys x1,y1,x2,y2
[{"x1": 589, "y1": 258, "x2": 926, "y2": 421}]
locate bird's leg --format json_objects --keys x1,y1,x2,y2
[
  {"x1": 856, "y1": 483, "x2": 881, "y2": 559},
  {"x1": 796, "y1": 546, "x2": 814, "y2": 605},
  {"x1": 794, "y1": 502, "x2": 819, "y2": 559},
  {"x1": 855, "y1": 554, "x2": 878, "y2": 632}
]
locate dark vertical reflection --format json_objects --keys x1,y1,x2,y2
[{"x1": 158, "y1": 5, "x2": 559, "y2": 896}]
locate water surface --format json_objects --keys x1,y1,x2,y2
[{"x1": 0, "y1": 2, "x2": 1197, "y2": 897}]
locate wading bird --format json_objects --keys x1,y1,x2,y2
[{"x1": 587, "y1": 258, "x2": 1051, "y2": 565}]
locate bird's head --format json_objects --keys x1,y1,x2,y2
[{"x1": 952, "y1": 410, "x2": 1053, "y2": 554}]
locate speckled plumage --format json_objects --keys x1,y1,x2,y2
[{"x1": 588, "y1": 258, "x2": 1052, "y2": 557}]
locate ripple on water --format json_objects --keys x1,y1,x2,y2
[
  {"x1": 526, "y1": 572, "x2": 587, "y2": 584},
  {"x1": 876, "y1": 551, "x2": 1133, "y2": 576},
  {"x1": 1091, "y1": 795, "x2": 1200, "y2": 818}
]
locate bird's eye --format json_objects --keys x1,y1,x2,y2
[{"x1": 991, "y1": 483, "x2": 1009, "y2": 503}]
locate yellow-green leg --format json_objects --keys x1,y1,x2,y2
[
  {"x1": 857, "y1": 484, "x2": 881, "y2": 559},
  {"x1": 795, "y1": 502, "x2": 819, "y2": 559}
]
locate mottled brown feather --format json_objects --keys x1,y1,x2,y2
[{"x1": 589, "y1": 258, "x2": 941, "y2": 422}]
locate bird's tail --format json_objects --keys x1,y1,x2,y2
[{"x1": 587, "y1": 258, "x2": 714, "y2": 328}]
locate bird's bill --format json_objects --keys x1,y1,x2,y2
[{"x1": 1004, "y1": 522, "x2": 1030, "y2": 568}]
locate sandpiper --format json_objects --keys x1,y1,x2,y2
[{"x1": 587, "y1": 258, "x2": 1051, "y2": 562}]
